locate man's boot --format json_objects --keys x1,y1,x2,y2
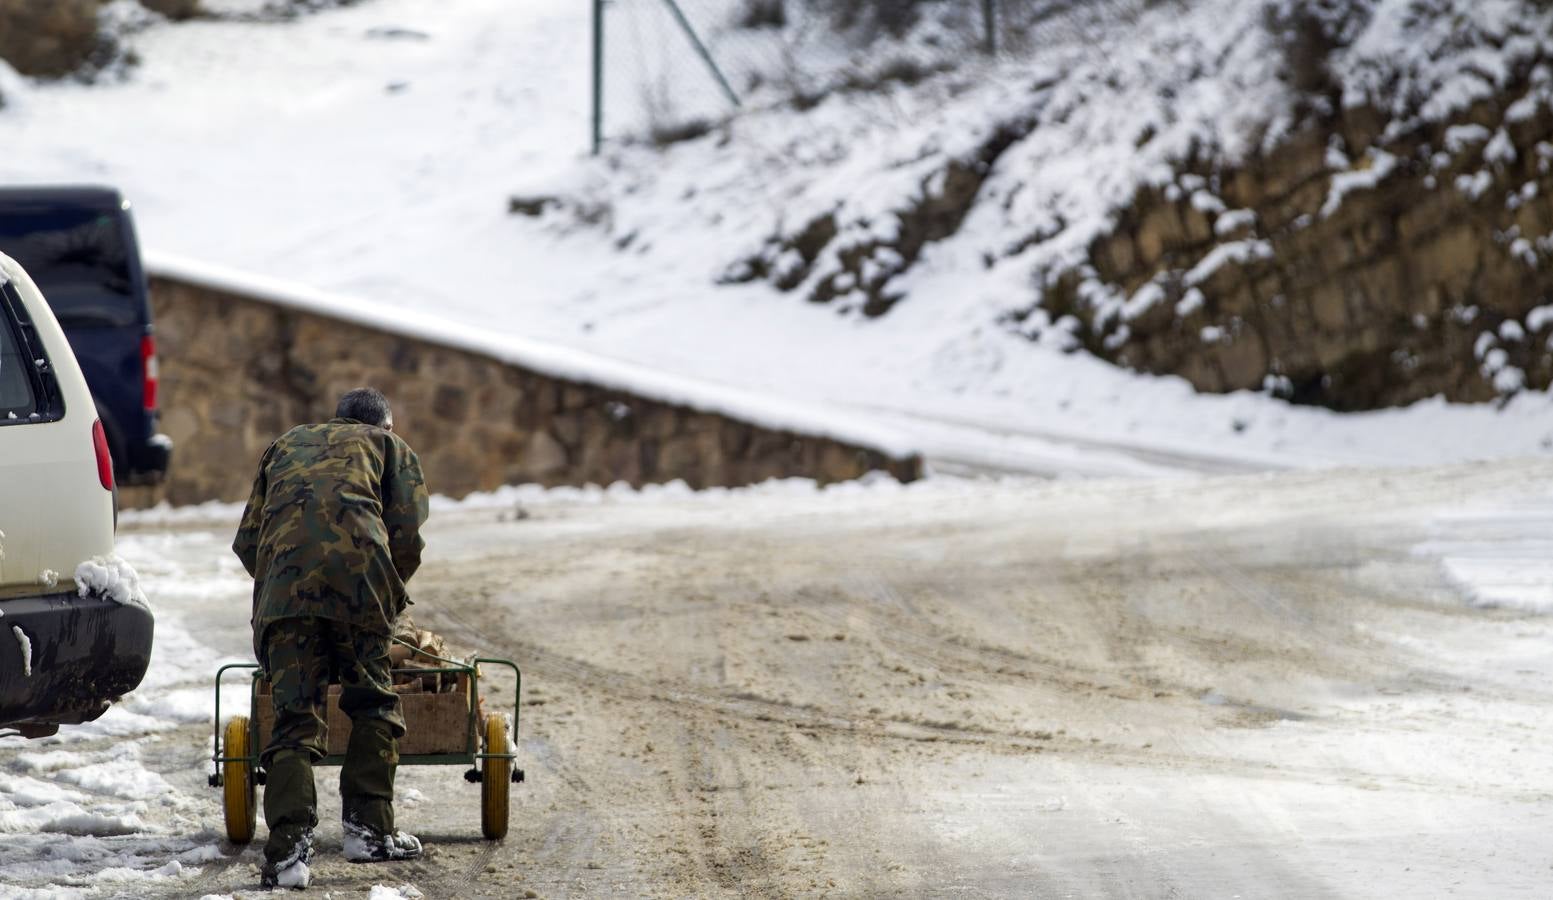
[
  {"x1": 260, "y1": 749, "x2": 317, "y2": 889},
  {"x1": 340, "y1": 718, "x2": 422, "y2": 862}
]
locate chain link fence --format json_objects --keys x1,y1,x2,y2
[{"x1": 591, "y1": 0, "x2": 1145, "y2": 151}]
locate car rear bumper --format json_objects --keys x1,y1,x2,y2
[
  {"x1": 0, "y1": 588, "x2": 154, "y2": 729},
  {"x1": 122, "y1": 432, "x2": 173, "y2": 486}
]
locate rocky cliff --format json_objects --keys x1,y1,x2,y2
[
  {"x1": 716, "y1": 0, "x2": 1553, "y2": 412},
  {"x1": 1037, "y1": 60, "x2": 1553, "y2": 410}
]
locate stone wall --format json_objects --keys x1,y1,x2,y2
[
  {"x1": 123, "y1": 275, "x2": 921, "y2": 508},
  {"x1": 1036, "y1": 60, "x2": 1553, "y2": 410}
]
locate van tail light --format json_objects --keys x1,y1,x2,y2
[
  {"x1": 140, "y1": 333, "x2": 159, "y2": 412},
  {"x1": 92, "y1": 419, "x2": 115, "y2": 492}
]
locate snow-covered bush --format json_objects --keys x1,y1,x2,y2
[{"x1": 807, "y1": 0, "x2": 935, "y2": 37}]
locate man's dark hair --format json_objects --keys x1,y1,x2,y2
[{"x1": 336, "y1": 387, "x2": 392, "y2": 428}]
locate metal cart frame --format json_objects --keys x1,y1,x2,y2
[{"x1": 209, "y1": 638, "x2": 523, "y2": 841}]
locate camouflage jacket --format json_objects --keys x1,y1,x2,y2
[{"x1": 234, "y1": 418, "x2": 429, "y2": 645}]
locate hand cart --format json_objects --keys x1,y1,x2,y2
[{"x1": 209, "y1": 639, "x2": 523, "y2": 842}]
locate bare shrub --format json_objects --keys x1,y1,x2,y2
[
  {"x1": 736, "y1": 0, "x2": 787, "y2": 29},
  {"x1": 809, "y1": 0, "x2": 933, "y2": 38}
]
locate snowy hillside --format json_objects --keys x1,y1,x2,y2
[{"x1": 3, "y1": 0, "x2": 1553, "y2": 474}]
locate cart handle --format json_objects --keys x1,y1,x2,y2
[
  {"x1": 474, "y1": 656, "x2": 522, "y2": 747},
  {"x1": 212, "y1": 663, "x2": 261, "y2": 771}
]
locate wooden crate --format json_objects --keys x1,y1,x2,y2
[{"x1": 255, "y1": 678, "x2": 474, "y2": 757}]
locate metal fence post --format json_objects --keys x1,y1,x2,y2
[
  {"x1": 592, "y1": 0, "x2": 605, "y2": 155},
  {"x1": 983, "y1": 0, "x2": 997, "y2": 55},
  {"x1": 660, "y1": 0, "x2": 742, "y2": 108}
]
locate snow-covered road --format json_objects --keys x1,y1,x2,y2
[{"x1": 3, "y1": 464, "x2": 1553, "y2": 897}]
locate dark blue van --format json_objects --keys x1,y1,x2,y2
[{"x1": 0, "y1": 186, "x2": 172, "y2": 486}]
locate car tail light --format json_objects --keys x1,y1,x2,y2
[
  {"x1": 141, "y1": 333, "x2": 159, "y2": 411},
  {"x1": 92, "y1": 419, "x2": 115, "y2": 492}
]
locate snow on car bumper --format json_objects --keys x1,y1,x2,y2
[{"x1": 0, "y1": 589, "x2": 154, "y2": 729}]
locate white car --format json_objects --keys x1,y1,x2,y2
[{"x1": 0, "y1": 250, "x2": 152, "y2": 737}]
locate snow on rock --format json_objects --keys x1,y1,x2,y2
[
  {"x1": 1444, "y1": 123, "x2": 1493, "y2": 153},
  {"x1": 1495, "y1": 366, "x2": 1527, "y2": 392},
  {"x1": 1455, "y1": 170, "x2": 1494, "y2": 200},
  {"x1": 1320, "y1": 151, "x2": 1399, "y2": 218},
  {"x1": 1510, "y1": 236, "x2": 1538, "y2": 267},
  {"x1": 1184, "y1": 241, "x2": 1274, "y2": 287},
  {"x1": 1486, "y1": 128, "x2": 1519, "y2": 165},
  {"x1": 1121, "y1": 281, "x2": 1167, "y2": 322},
  {"x1": 369, "y1": 885, "x2": 425, "y2": 900},
  {"x1": 73, "y1": 555, "x2": 150, "y2": 609},
  {"x1": 1527, "y1": 304, "x2": 1553, "y2": 331},
  {"x1": 1213, "y1": 209, "x2": 1257, "y2": 237}
]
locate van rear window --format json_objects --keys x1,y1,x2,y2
[
  {"x1": 0, "y1": 286, "x2": 39, "y2": 420},
  {"x1": 0, "y1": 208, "x2": 137, "y2": 328}
]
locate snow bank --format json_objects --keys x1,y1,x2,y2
[
  {"x1": 428, "y1": 469, "x2": 923, "y2": 515},
  {"x1": 1320, "y1": 151, "x2": 1399, "y2": 218},
  {"x1": 118, "y1": 498, "x2": 247, "y2": 527},
  {"x1": 1414, "y1": 499, "x2": 1553, "y2": 612}
]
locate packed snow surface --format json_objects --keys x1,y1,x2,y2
[{"x1": 0, "y1": 0, "x2": 1551, "y2": 473}]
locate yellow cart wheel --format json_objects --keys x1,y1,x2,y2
[
  {"x1": 222, "y1": 716, "x2": 257, "y2": 844},
  {"x1": 480, "y1": 714, "x2": 511, "y2": 840}
]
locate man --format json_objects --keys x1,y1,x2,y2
[{"x1": 234, "y1": 387, "x2": 430, "y2": 890}]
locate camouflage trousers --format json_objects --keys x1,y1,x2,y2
[{"x1": 257, "y1": 617, "x2": 407, "y2": 865}]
